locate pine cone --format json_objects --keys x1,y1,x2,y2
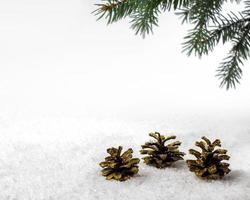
[
  {"x1": 186, "y1": 136, "x2": 231, "y2": 179},
  {"x1": 140, "y1": 132, "x2": 185, "y2": 168},
  {"x1": 99, "y1": 146, "x2": 140, "y2": 181}
]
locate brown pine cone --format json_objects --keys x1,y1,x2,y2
[
  {"x1": 140, "y1": 132, "x2": 185, "y2": 168},
  {"x1": 186, "y1": 136, "x2": 231, "y2": 179},
  {"x1": 99, "y1": 146, "x2": 140, "y2": 181}
]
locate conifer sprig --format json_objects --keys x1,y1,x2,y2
[
  {"x1": 93, "y1": 0, "x2": 189, "y2": 37},
  {"x1": 94, "y1": 0, "x2": 250, "y2": 89}
]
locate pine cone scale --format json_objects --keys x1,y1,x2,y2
[
  {"x1": 101, "y1": 168, "x2": 113, "y2": 176},
  {"x1": 208, "y1": 165, "x2": 217, "y2": 174}
]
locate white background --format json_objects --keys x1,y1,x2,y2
[{"x1": 0, "y1": 0, "x2": 250, "y2": 120}]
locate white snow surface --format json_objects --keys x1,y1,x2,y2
[{"x1": 0, "y1": 113, "x2": 250, "y2": 200}]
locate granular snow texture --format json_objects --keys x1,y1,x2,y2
[{"x1": 0, "y1": 113, "x2": 249, "y2": 200}]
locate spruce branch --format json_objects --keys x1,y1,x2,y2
[
  {"x1": 130, "y1": 0, "x2": 162, "y2": 37},
  {"x1": 94, "y1": 0, "x2": 250, "y2": 89},
  {"x1": 93, "y1": 0, "x2": 138, "y2": 24},
  {"x1": 181, "y1": 0, "x2": 225, "y2": 57},
  {"x1": 217, "y1": 21, "x2": 250, "y2": 89},
  {"x1": 209, "y1": 13, "x2": 248, "y2": 46},
  {"x1": 94, "y1": 0, "x2": 191, "y2": 36}
]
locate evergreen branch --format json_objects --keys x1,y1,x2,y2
[
  {"x1": 160, "y1": 0, "x2": 191, "y2": 11},
  {"x1": 93, "y1": 0, "x2": 138, "y2": 24},
  {"x1": 183, "y1": 13, "x2": 249, "y2": 57},
  {"x1": 96, "y1": 0, "x2": 127, "y2": 12},
  {"x1": 243, "y1": 0, "x2": 250, "y2": 15},
  {"x1": 182, "y1": 28, "x2": 211, "y2": 57},
  {"x1": 130, "y1": 0, "x2": 162, "y2": 37},
  {"x1": 130, "y1": 0, "x2": 190, "y2": 37},
  {"x1": 211, "y1": 13, "x2": 249, "y2": 44},
  {"x1": 94, "y1": 0, "x2": 250, "y2": 89},
  {"x1": 182, "y1": 8, "x2": 250, "y2": 89},
  {"x1": 217, "y1": 22, "x2": 250, "y2": 89},
  {"x1": 94, "y1": 0, "x2": 193, "y2": 36},
  {"x1": 181, "y1": 0, "x2": 225, "y2": 57}
]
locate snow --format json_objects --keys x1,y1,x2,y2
[
  {"x1": 0, "y1": 113, "x2": 249, "y2": 200},
  {"x1": 1, "y1": 0, "x2": 250, "y2": 199}
]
